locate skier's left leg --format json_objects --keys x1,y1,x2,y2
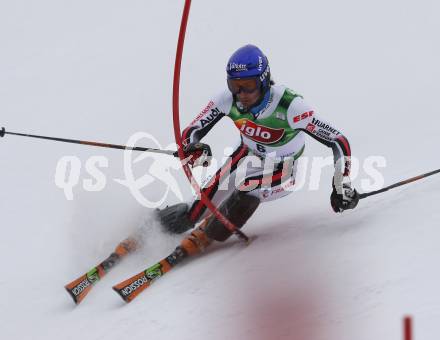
[
  {"x1": 176, "y1": 156, "x2": 299, "y2": 254},
  {"x1": 164, "y1": 190, "x2": 260, "y2": 265},
  {"x1": 157, "y1": 143, "x2": 249, "y2": 234}
]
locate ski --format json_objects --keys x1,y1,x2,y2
[
  {"x1": 65, "y1": 238, "x2": 137, "y2": 304},
  {"x1": 65, "y1": 253, "x2": 119, "y2": 304},
  {"x1": 112, "y1": 260, "x2": 171, "y2": 302},
  {"x1": 112, "y1": 217, "x2": 213, "y2": 303},
  {"x1": 112, "y1": 246, "x2": 187, "y2": 303}
]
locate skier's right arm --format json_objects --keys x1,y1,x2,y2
[
  {"x1": 181, "y1": 92, "x2": 231, "y2": 167},
  {"x1": 181, "y1": 92, "x2": 231, "y2": 146}
]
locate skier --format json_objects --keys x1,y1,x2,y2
[
  {"x1": 66, "y1": 44, "x2": 360, "y2": 303},
  {"x1": 121, "y1": 44, "x2": 359, "y2": 259},
  {"x1": 154, "y1": 44, "x2": 359, "y2": 263}
]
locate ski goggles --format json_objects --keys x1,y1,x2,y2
[{"x1": 227, "y1": 77, "x2": 261, "y2": 95}]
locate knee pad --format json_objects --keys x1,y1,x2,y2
[
  {"x1": 205, "y1": 191, "x2": 260, "y2": 242},
  {"x1": 156, "y1": 203, "x2": 194, "y2": 234}
]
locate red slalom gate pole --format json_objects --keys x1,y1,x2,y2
[
  {"x1": 171, "y1": 0, "x2": 249, "y2": 243},
  {"x1": 404, "y1": 316, "x2": 413, "y2": 340}
]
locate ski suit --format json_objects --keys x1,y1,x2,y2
[{"x1": 159, "y1": 84, "x2": 351, "y2": 240}]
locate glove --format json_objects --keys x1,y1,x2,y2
[
  {"x1": 330, "y1": 176, "x2": 359, "y2": 213},
  {"x1": 183, "y1": 142, "x2": 212, "y2": 168}
]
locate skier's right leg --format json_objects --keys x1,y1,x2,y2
[
  {"x1": 156, "y1": 203, "x2": 194, "y2": 234},
  {"x1": 65, "y1": 235, "x2": 141, "y2": 304},
  {"x1": 97, "y1": 236, "x2": 140, "y2": 271}
]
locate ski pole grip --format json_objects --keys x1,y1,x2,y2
[{"x1": 0, "y1": 127, "x2": 5, "y2": 137}]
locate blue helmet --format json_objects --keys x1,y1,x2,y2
[{"x1": 226, "y1": 44, "x2": 271, "y2": 94}]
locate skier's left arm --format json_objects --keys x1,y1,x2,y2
[{"x1": 287, "y1": 97, "x2": 359, "y2": 212}]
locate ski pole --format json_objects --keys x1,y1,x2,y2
[
  {"x1": 359, "y1": 168, "x2": 440, "y2": 199},
  {"x1": 0, "y1": 126, "x2": 178, "y2": 157}
]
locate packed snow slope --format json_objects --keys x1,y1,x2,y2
[{"x1": 1, "y1": 1, "x2": 439, "y2": 339}]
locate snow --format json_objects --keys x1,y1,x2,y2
[{"x1": 1, "y1": 0, "x2": 439, "y2": 339}]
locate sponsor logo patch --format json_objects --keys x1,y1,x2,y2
[
  {"x1": 262, "y1": 189, "x2": 271, "y2": 199},
  {"x1": 86, "y1": 268, "x2": 100, "y2": 284},
  {"x1": 259, "y1": 65, "x2": 270, "y2": 82},
  {"x1": 306, "y1": 123, "x2": 315, "y2": 133},
  {"x1": 314, "y1": 128, "x2": 334, "y2": 141},
  {"x1": 258, "y1": 56, "x2": 263, "y2": 71},
  {"x1": 121, "y1": 275, "x2": 148, "y2": 297},
  {"x1": 275, "y1": 111, "x2": 286, "y2": 121},
  {"x1": 293, "y1": 110, "x2": 314, "y2": 123},
  {"x1": 311, "y1": 118, "x2": 340, "y2": 136},
  {"x1": 191, "y1": 101, "x2": 215, "y2": 125},
  {"x1": 228, "y1": 62, "x2": 248, "y2": 72},
  {"x1": 200, "y1": 107, "x2": 222, "y2": 128},
  {"x1": 145, "y1": 264, "x2": 163, "y2": 280},
  {"x1": 235, "y1": 119, "x2": 285, "y2": 144},
  {"x1": 72, "y1": 278, "x2": 90, "y2": 297}
]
